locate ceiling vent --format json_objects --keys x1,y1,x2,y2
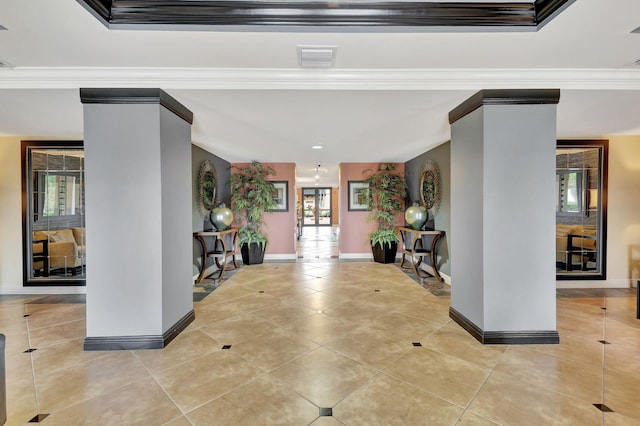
[{"x1": 297, "y1": 46, "x2": 337, "y2": 68}]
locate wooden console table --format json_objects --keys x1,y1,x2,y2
[
  {"x1": 397, "y1": 227, "x2": 445, "y2": 282},
  {"x1": 193, "y1": 228, "x2": 239, "y2": 283}
]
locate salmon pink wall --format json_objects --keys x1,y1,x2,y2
[
  {"x1": 339, "y1": 162, "x2": 405, "y2": 257},
  {"x1": 232, "y1": 162, "x2": 296, "y2": 257}
]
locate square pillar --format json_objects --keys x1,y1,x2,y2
[
  {"x1": 81, "y1": 88, "x2": 194, "y2": 350},
  {"x1": 448, "y1": 89, "x2": 560, "y2": 344}
]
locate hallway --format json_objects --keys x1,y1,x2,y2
[
  {"x1": 1, "y1": 261, "x2": 639, "y2": 425},
  {"x1": 296, "y1": 226, "x2": 339, "y2": 261}
]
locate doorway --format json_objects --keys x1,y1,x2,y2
[{"x1": 302, "y1": 187, "x2": 332, "y2": 226}]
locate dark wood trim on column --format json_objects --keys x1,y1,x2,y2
[
  {"x1": 449, "y1": 307, "x2": 560, "y2": 345},
  {"x1": 83, "y1": 309, "x2": 195, "y2": 350},
  {"x1": 448, "y1": 89, "x2": 561, "y2": 125},
  {"x1": 80, "y1": 88, "x2": 193, "y2": 125},
  {"x1": 77, "y1": 0, "x2": 575, "y2": 30}
]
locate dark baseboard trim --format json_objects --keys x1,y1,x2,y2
[
  {"x1": 449, "y1": 89, "x2": 561, "y2": 124},
  {"x1": 449, "y1": 307, "x2": 559, "y2": 345},
  {"x1": 77, "y1": 0, "x2": 575, "y2": 30},
  {"x1": 80, "y1": 88, "x2": 194, "y2": 124},
  {"x1": 83, "y1": 309, "x2": 195, "y2": 351}
]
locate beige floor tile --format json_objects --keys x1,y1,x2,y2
[
  {"x1": 383, "y1": 347, "x2": 491, "y2": 407},
  {"x1": 333, "y1": 373, "x2": 463, "y2": 425},
  {"x1": 268, "y1": 347, "x2": 377, "y2": 407},
  {"x1": 28, "y1": 318, "x2": 86, "y2": 348},
  {"x1": 252, "y1": 301, "x2": 318, "y2": 327},
  {"x1": 196, "y1": 292, "x2": 281, "y2": 324},
  {"x1": 36, "y1": 350, "x2": 151, "y2": 413},
  {"x1": 603, "y1": 412, "x2": 640, "y2": 425},
  {"x1": 393, "y1": 298, "x2": 452, "y2": 324},
  {"x1": 25, "y1": 303, "x2": 86, "y2": 330},
  {"x1": 186, "y1": 376, "x2": 318, "y2": 426},
  {"x1": 156, "y1": 349, "x2": 263, "y2": 412},
  {"x1": 198, "y1": 281, "x2": 257, "y2": 303},
  {"x1": 162, "y1": 415, "x2": 193, "y2": 426},
  {"x1": 323, "y1": 300, "x2": 390, "y2": 323},
  {"x1": 42, "y1": 376, "x2": 181, "y2": 426},
  {"x1": 231, "y1": 329, "x2": 320, "y2": 371},
  {"x1": 456, "y1": 411, "x2": 500, "y2": 425},
  {"x1": 285, "y1": 312, "x2": 359, "y2": 345},
  {"x1": 133, "y1": 329, "x2": 220, "y2": 374},
  {"x1": 309, "y1": 417, "x2": 344, "y2": 425},
  {"x1": 604, "y1": 368, "x2": 640, "y2": 421},
  {"x1": 468, "y1": 370, "x2": 602, "y2": 426},
  {"x1": 296, "y1": 291, "x2": 352, "y2": 311},
  {"x1": 603, "y1": 340, "x2": 640, "y2": 378},
  {"x1": 527, "y1": 331, "x2": 605, "y2": 367},
  {"x1": 6, "y1": 382, "x2": 38, "y2": 425},
  {"x1": 422, "y1": 321, "x2": 507, "y2": 369},
  {"x1": 200, "y1": 313, "x2": 275, "y2": 345},
  {"x1": 556, "y1": 310, "x2": 606, "y2": 340},
  {"x1": 31, "y1": 338, "x2": 111, "y2": 375},
  {"x1": 325, "y1": 326, "x2": 411, "y2": 370},
  {"x1": 494, "y1": 346, "x2": 603, "y2": 402}
]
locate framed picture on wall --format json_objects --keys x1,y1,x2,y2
[
  {"x1": 348, "y1": 181, "x2": 370, "y2": 211},
  {"x1": 270, "y1": 181, "x2": 288, "y2": 212}
]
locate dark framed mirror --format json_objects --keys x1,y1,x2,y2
[
  {"x1": 197, "y1": 160, "x2": 217, "y2": 215},
  {"x1": 556, "y1": 140, "x2": 608, "y2": 280},
  {"x1": 22, "y1": 140, "x2": 86, "y2": 286}
]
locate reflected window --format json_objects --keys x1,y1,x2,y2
[{"x1": 22, "y1": 141, "x2": 86, "y2": 285}]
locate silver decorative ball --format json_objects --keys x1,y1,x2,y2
[
  {"x1": 405, "y1": 204, "x2": 428, "y2": 230},
  {"x1": 210, "y1": 204, "x2": 234, "y2": 231}
]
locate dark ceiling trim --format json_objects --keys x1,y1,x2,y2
[
  {"x1": 80, "y1": 88, "x2": 194, "y2": 124},
  {"x1": 448, "y1": 89, "x2": 561, "y2": 124},
  {"x1": 76, "y1": 0, "x2": 575, "y2": 30}
]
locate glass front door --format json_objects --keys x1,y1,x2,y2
[{"x1": 302, "y1": 188, "x2": 332, "y2": 226}]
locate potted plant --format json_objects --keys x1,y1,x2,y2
[
  {"x1": 363, "y1": 163, "x2": 408, "y2": 263},
  {"x1": 230, "y1": 161, "x2": 277, "y2": 265}
]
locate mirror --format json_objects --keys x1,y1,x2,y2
[
  {"x1": 197, "y1": 160, "x2": 217, "y2": 215},
  {"x1": 419, "y1": 159, "x2": 441, "y2": 215},
  {"x1": 22, "y1": 142, "x2": 86, "y2": 285},
  {"x1": 556, "y1": 140, "x2": 608, "y2": 280}
]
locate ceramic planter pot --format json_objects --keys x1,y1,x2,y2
[{"x1": 371, "y1": 241, "x2": 398, "y2": 264}]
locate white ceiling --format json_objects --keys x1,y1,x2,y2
[{"x1": 1, "y1": 0, "x2": 640, "y2": 187}]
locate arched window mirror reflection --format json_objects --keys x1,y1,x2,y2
[{"x1": 556, "y1": 140, "x2": 608, "y2": 280}]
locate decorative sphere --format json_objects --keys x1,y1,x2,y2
[
  {"x1": 210, "y1": 204, "x2": 234, "y2": 231},
  {"x1": 405, "y1": 205, "x2": 428, "y2": 230}
]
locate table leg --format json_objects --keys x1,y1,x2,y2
[{"x1": 194, "y1": 235, "x2": 208, "y2": 283}]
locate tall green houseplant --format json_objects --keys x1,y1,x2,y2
[
  {"x1": 363, "y1": 163, "x2": 407, "y2": 263},
  {"x1": 230, "y1": 161, "x2": 277, "y2": 264}
]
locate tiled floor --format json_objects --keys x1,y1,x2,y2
[
  {"x1": 297, "y1": 226, "x2": 339, "y2": 261},
  {"x1": 2, "y1": 262, "x2": 640, "y2": 425}
]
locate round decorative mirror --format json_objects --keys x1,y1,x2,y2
[
  {"x1": 197, "y1": 160, "x2": 217, "y2": 216},
  {"x1": 420, "y1": 160, "x2": 441, "y2": 215}
]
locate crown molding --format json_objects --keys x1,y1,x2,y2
[{"x1": 1, "y1": 67, "x2": 640, "y2": 91}]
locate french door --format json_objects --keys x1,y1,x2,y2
[{"x1": 302, "y1": 188, "x2": 332, "y2": 226}]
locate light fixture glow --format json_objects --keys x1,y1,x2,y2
[{"x1": 312, "y1": 145, "x2": 323, "y2": 150}]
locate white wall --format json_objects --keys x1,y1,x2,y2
[
  {"x1": 450, "y1": 109, "x2": 485, "y2": 328},
  {"x1": 451, "y1": 103, "x2": 557, "y2": 333}
]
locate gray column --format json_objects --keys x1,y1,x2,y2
[
  {"x1": 81, "y1": 88, "x2": 194, "y2": 350},
  {"x1": 448, "y1": 89, "x2": 560, "y2": 344}
]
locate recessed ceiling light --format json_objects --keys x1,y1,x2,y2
[{"x1": 311, "y1": 145, "x2": 323, "y2": 150}]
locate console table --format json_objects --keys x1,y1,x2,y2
[
  {"x1": 397, "y1": 227, "x2": 445, "y2": 282},
  {"x1": 193, "y1": 228, "x2": 239, "y2": 283}
]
